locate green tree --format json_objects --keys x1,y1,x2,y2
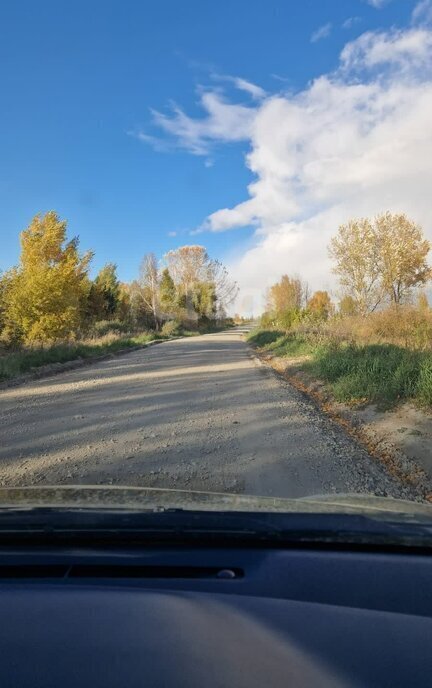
[
  {"x1": 159, "y1": 268, "x2": 177, "y2": 316},
  {"x1": 2, "y1": 211, "x2": 92, "y2": 343},
  {"x1": 192, "y1": 282, "x2": 217, "y2": 319},
  {"x1": 116, "y1": 283, "x2": 132, "y2": 322},
  {"x1": 93, "y1": 263, "x2": 120, "y2": 318}
]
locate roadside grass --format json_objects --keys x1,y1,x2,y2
[
  {"x1": 0, "y1": 332, "x2": 164, "y2": 382},
  {"x1": 0, "y1": 319, "x2": 234, "y2": 382},
  {"x1": 247, "y1": 329, "x2": 315, "y2": 357},
  {"x1": 247, "y1": 329, "x2": 432, "y2": 408},
  {"x1": 247, "y1": 329, "x2": 285, "y2": 348},
  {"x1": 308, "y1": 344, "x2": 432, "y2": 407}
]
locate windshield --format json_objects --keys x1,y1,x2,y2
[{"x1": 0, "y1": 0, "x2": 432, "y2": 525}]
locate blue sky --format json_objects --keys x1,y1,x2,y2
[{"x1": 0, "y1": 0, "x2": 429, "y2": 310}]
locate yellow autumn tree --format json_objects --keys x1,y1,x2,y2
[
  {"x1": 2, "y1": 212, "x2": 93, "y2": 343},
  {"x1": 338, "y1": 294, "x2": 358, "y2": 316},
  {"x1": 375, "y1": 212, "x2": 431, "y2": 304},
  {"x1": 328, "y1": 217, "x2": 382, "y2": 315},
  {"x1": 307, "y1": 290, "x2": 333, "y2": 320},
  {"x1": 266, "y1": 275, "x2": 305, "y2": 313},
  {"x1": 329, "y1": 212, "x2": 431, "y2": 313}
]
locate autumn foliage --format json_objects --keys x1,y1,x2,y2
[
  {"x1": 329, "y1": 212, "x2": 431, "y2": 314},
  {"x1": 0, "y1": 213, "x2": 237, "y2": 346},
  {"x1": 1, "y1": 212, "x2": 92, "y2": 344}
]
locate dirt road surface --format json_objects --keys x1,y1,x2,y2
[{"x1": 0, "y1": 330, "x2": 414, "y2": 499}]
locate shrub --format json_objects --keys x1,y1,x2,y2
[
  {"x1": 247, "y1": 329, "x2": 284, "y2": 347},
  {"x1": 161, "y1": 320, "x2": 181, "y2": 337},
  {"x1": 91, "y1": 320, "x2": 132, "y2": 337}
]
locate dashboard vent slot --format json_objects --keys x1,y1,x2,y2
[
  {"x1": 0, "y1": 565, "x2": 243, "y2": 580},
  {"x1": 0, "y1": 565, "x2": 69, "y2": 578}
]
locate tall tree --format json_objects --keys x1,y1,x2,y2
[
  {"x1": 93, "y1": 263, "x2": 120, "y2": 319},
  {"x1": 192, "y1": 282, "x2": 217, "y2": 319},
  {"x1": 329, "y1": 218, "x2": 383, "y2": 315},
  {"x1": 266, "y1": 275, "x2": 305, "y2": 313},
  {"x1": 139, "y1": 253, "x2": 160, "y2": 329},
  {"x1": 375, "y1": 212, "x2": 431, "y2": 304},
  {"x1": 164, "y1": 245, "x2": 237, "y2": 317},
  {"x1": 0, "y1": 272, "x2": 7, "y2": 336},
  {"x1": 329, "y1": 213, "x2": 431, "y2": 313},
  {"x1": 159, "y1": 268, "x2": 177, "y2": 317},
  {"x1": 164, "y1": 246, "x2": 210, "y2": 301},
  {"x1": 307, "y1": 291, "x2": 333, "y2": 320},
  {"x1": 126, "y1": 280, "x2": 154, "y2": 327},
  {"x1": 2, "y1": 212, "x2": 92, "y2": 343},
  {"x1": 116, "y1": 283, "x2": 132, "y2": 322},
  {"x1": 338, "y1": 294, "x2": 359, "y2": 317}
]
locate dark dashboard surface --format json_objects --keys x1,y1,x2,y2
[{"x1": 0, "y1": 545, "x2": 431, "y2": 687}]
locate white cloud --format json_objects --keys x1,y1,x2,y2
[
  {"x1": 412, "y1": 0, "x2": 432, "y2": 25},
  {"x1": 340, "y1": 27, "x2": 432, "y2": 70},
  {"x1": 144, "y1": 22, "x2": 432, "y2": 314},
  {"x1": 342, "y1": 17, "x2": 361, "y2": 29},
  {"x1": 167, "y1": 231, "x2": 177, "y2": 237},
  {"x1": 143, "y1": 91, "x2": 255, "y2": 155},
  {"x1": 310, "y1": 23, "x2": 332, "y2": 43},
  {"x1": 366, "y1": 0, "x2": 390, "y2": 8},
  {"x1": 212, "y1": 74, "x2": 267, "y2": 100}
]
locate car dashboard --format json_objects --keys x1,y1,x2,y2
[{"x1": 0, "y1": 542, "x2": 431, "y2": 687}]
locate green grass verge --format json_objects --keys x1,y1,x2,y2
[
  {"x1": 308, "y1": 343, "x2": 432, "y2": 407},
  {"x1": 0, "y1": 332, "x2": 164, "y2": 382},
  {"x1": 247, "y1": 329, "x2": 432, "y2": 407},
  {"x1": 246, "y1": 329, "x2": 315, "y2": 357}
]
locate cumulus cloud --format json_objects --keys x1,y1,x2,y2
[
  {"x1": 340, "y1": 27, "x2": 432, "y2": 70},
  {"x1": 142, "y1": 8, "x2": 432, "y2": 314},
  {"x1": 310, "y1": 23, "x2": 332, "y2": 43}
]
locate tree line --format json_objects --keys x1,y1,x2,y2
[
  {"x1": 263, "y1": 212, "x2": 431, "y2": 328},
  {"x1": 0, "y1": 211, "x2": 238, "y2": 345}
]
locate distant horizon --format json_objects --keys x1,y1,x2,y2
[{"x1": 1, "y1": 0, "x2": 431, "y2": 315}]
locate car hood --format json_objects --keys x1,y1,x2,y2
[{"x1": 0, "y1": 485, "x2": 429, "y2": 518}]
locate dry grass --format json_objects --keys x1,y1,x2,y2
[{"x1": 317, "y1": 306, "x2": 432, "y2": 350}]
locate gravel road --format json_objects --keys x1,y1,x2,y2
[{"x1": 0, "y1": 329, "x2": 414, "y2": 499}]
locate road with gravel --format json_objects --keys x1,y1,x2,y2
[{"x1": 0, "y1": 329, "x2": 412, "y2": 498}]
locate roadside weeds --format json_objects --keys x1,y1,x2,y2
[
  {"x1": 0, "y1": 338, "x2": 169, "y2": 391},
  {"x1": 249, "y1": 344, "x2": 432, "y2": 502}
]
